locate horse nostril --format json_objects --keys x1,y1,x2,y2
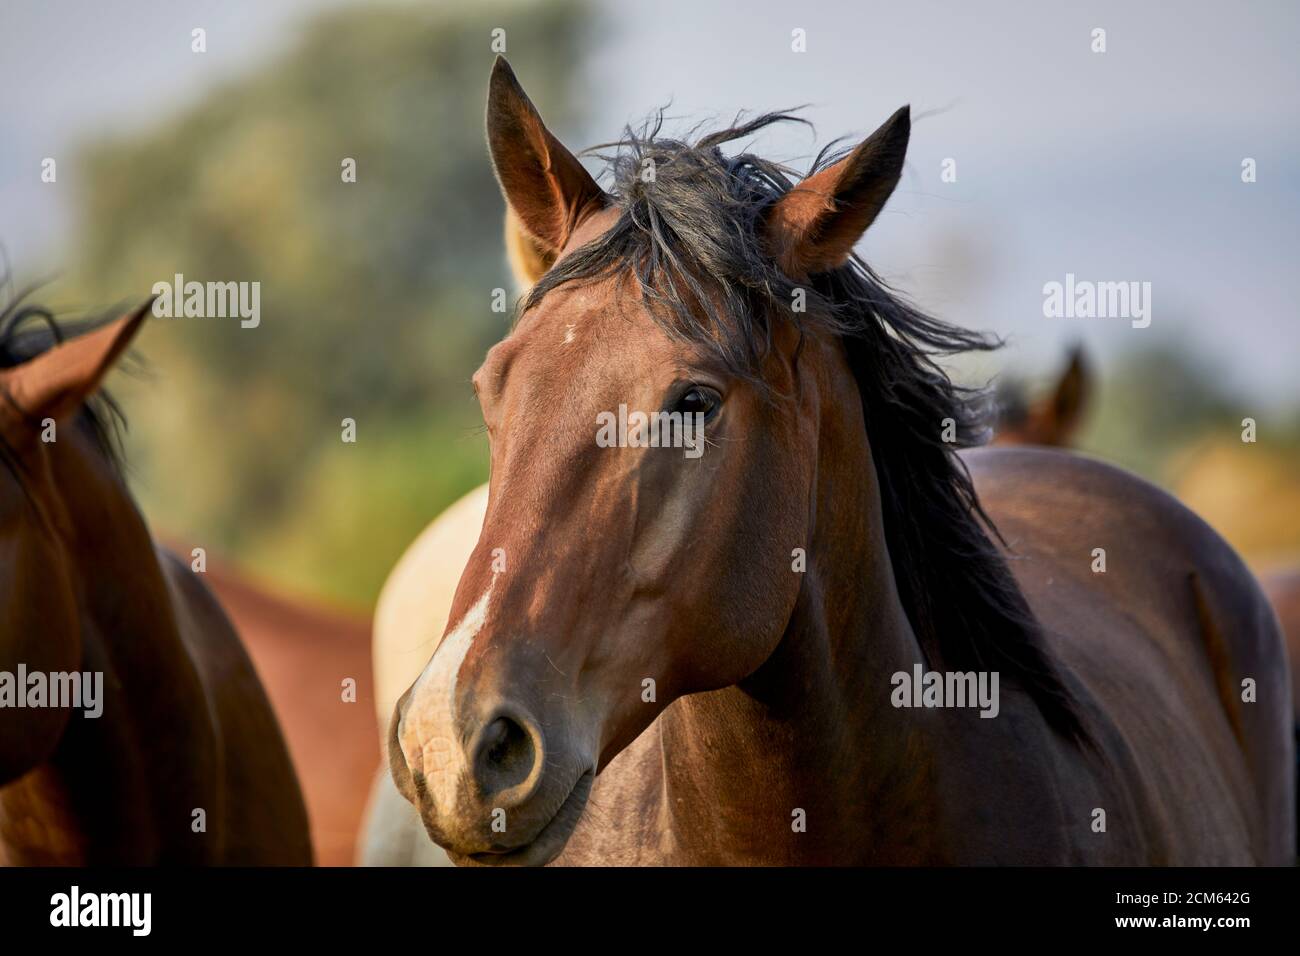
[
  {"x1": 482, "y1": 717, "x2": 514, "y2": 763},
  {"x1": 474, "y1": 713, "x2": 538, "y2": 797}
]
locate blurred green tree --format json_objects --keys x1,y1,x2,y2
[
  {"x1": 65, "y1": 1, "x2": 591, "y2": 607},
  {"x1": 1078, "y1": 342, "x2": 1244, "y2": 481}
]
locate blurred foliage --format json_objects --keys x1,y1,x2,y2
[
  {"x1": 1075, "y1": 343, "x2": 1300, "y2": 566},
  {"x1": 60, "y1": 1, "x2": 590, "y2": 608},
  {"x1": 1170, "y1": 432, "x2": 1300, "y2": 566},
  {"x1": 1078, "y1": 344, "x2": 1245, "y2": 481}
]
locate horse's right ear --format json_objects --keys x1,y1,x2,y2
[
  {"x1": 1, "y1": 298, "x2": 151, "y2": 425},
  {"x1": 487, "y1": 56, "x2": 606, "y2": 286}
]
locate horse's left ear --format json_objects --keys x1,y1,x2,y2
[
  {"x1": 764, "y1": 106, "x2": 910, "y2": 277},
  {"x1": 2, "y1": 298, "x2": 151, "y2": 424}
]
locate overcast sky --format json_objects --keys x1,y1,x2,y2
[{"x1": 3, "y1": 0, "x2": 1296, "y2": 403}]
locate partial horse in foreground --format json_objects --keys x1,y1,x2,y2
[{"x1": 0, "y1": 301, "x2": 310, "y2": 864}]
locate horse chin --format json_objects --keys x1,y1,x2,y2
[{"x1": 444, "y1": 768, "x2": 594, "y2": 867}]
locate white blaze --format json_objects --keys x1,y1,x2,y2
[{"x1": 401, "y1": 577, "x2": 496, "y2": 809}]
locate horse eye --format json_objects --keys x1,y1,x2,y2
[{"x1": 674, "y1": 386, "x2": 721, "y2": 420}]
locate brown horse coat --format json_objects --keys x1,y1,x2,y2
[
  {"x1": 0, "y1": 305, "x2": 311, "y2": 865},
  {"x1": 385, "y1": 59, "x2": 1293, "y2": 866}
]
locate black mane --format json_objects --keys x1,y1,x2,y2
[
  {"x1": 0, "y1": 293, "x2": 129, "y2": 475},
  {"x1": 523, "y1": 111, "x2": 1088, "y2": 743}
]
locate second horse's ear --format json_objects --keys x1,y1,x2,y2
[
  {"x1": 487, "y1": 57, "x2": 607, "y2": 287},
  {"x1": 1, "y1": 298, "x2": 151, "y2": 426},
  {"x1": 1048, "y1": 345, "x2": 1092, "y2": 441},
  {"x1": 763, "y1": 106, "x2": 910, "y2": 277}
]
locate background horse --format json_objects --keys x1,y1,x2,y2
[
  {"x1": 993, "y1": 351, "x2": 1300, "y2": 842},
  {"x1": 362, "y1": 483, "x2": 486, "y2": 865},
  {"x1": 0, "y1": 300, "x2": 311, "y2": 864},
  {"x1": 376, "y1": 59, "x2": 1293, "y2": 865},
  {"x1": 993, "y1": 346, "x2": 1091, "y2": 448}
]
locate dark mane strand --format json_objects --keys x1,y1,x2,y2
[{"x1": 522, "y1": 110, "x2": 1091, "y2": 745}]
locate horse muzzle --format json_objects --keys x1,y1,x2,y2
[{"x1": 389, "y1": 685, "x2": 596, "y2": 866}]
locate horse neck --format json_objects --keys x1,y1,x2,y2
[
  {"x1": 0, "y1": 516, "x2": 80, "y2": 786},
  {"x1": 52, "y1": 435, "x2": 221, "y2": 749},
  {"x1": 0, "y1": 433, "x2": 214, "y2": 862},
  {"x1": 655, "y1": 338, "x2": 944, "y2": 863},
  {"x1": 0, "y1": 432, "x2": 120, "y2": 784}
]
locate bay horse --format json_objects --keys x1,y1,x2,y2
[
  {"x1": 384, "y1": 57, "x2": 1293, "y2": 865},
  {"x1": 0, "y1": 299, "x2": 311, "y2": 864}
]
